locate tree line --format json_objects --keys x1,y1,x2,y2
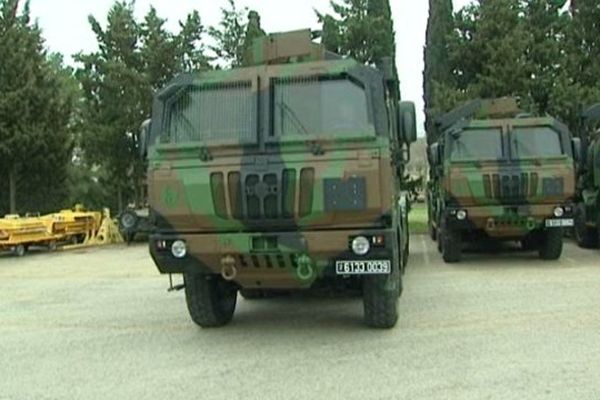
[
  {"x1": 424, "y1": 0, "x2": 600, "y2": 145},
  {"x1": 0, "y1": 0, "x2": 396, "y2": 215}
]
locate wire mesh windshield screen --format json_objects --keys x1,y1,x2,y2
[
  {"x1": 167, "y1": 81, "x2": 256, "y2": 144},
  {"x1": 272, "y1": 76, "x2": 373, "y2": 137}
]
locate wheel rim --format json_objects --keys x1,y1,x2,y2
[{"x1": 120, "y1": 212, "x2": 137, "y2": 229}]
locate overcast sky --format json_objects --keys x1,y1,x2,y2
[{"x1": 28, "y1": 0, "x2": 472, "y2": 135}]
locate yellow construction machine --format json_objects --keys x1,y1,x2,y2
[{"x1": 0, "y1": 206, "x2": 122, "y2": 257}]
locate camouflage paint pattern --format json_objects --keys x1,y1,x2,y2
[
  {"x1": 146, "y1": 30, "x2": 413, "y2": 289},
  {"x1": 429, "y1": 100, "x2": 576, "y2": 240}
]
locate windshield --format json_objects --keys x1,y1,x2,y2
[
  {"x1": 510, "y1": 127, "x2": 563, "y2": 158},
  {"x1": 167, "y1": 82, "x2": 256, "y2": 144},
  {"x1": 272, "y1": 77, "x2": 374, "y2": 137},
  {"x1": 450, "y1": 128, "x2": 503, "y2": 161}
]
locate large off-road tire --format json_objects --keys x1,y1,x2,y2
[
  {"x1": 184, "y1": 273, "x2": 237, "y2": 328},
  {"x1": 362, "y1": 246, "x2": 401, "y2": 329},
  {"x1": 539, "y1": 228, "x2": 563, "y2": 260},
  {"x1": 574, "y1": 205, "x2": 598, "y2": 249},
  {"x1": 442, "y1": 228, "x2": 462, "y2": 263}
]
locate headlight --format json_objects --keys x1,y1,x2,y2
[
  {"x1": 553, "y1": 207, "x2": 564, "y2": 218},
  {"x1": 456, "y1": 210, "x2": 467, "y2": 221},
  {"x1": 171, "y1": 240, "x2": 187, "y2": 259},
  {"x1": 351, "y1": 236, "x2": 370, "y2": 256}
]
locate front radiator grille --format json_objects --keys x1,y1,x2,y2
[
  {"x1": 211, "y1": 168, "x2": 315, "y2": 220},
  {"x1": 483, "y1": 173, "x2": 539, "y2": 200}
]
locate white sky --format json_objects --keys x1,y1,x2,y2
[{"x1": 28, "y1": 0, "x2": 472, "y2": 135}]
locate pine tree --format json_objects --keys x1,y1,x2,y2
[
  {"x1": 423, "y1": 0, "x2": 454, "y2": 144},
  {"x1": 0, "y1": 0, "x2": 74, "y2": 214}
]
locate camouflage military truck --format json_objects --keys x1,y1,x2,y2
[
  {"x1": 574, "y1": 104, "x2": 600, "y2": 248},
  {"x1": 427, "y1": 98, "x2": 578, "y2": 263},
  {"x1": 139, "y1": 30, "x2": 417, "y2": 328}
]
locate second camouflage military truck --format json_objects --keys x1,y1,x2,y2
[
  {"x1": 428, "y1": 98, "x2": 578, "y2": 263},
  {"x1": 573, "y1": 103, "x2": 600, "y2": 248},
  {"x1": 140, "y1": 30, "x2": 417, "y2": 328}
]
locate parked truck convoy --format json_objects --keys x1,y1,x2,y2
[
  {"x1": 141, "y1": 30, "x2": 417, "y2": 328},
  {"x1": 574, "y1": 103, "x2": 600, "y2": 248},
  {"x1": 427, "y1": 98, "x2": 579, "y2": 263}
]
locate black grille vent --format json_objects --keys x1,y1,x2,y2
[
  {"x1": 211, "y1": 168, "x2": 315, "y2": 220},
  {"x1": 483, "y1": 173, "x2": 539, "y2": 200}
]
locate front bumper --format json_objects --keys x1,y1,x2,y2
[
  {"x1": 444, "y1": 204, "x2": 574, "y2": 238},
  {"x1": 150, "y1": 228, "x2": 396, "y2": 289}
]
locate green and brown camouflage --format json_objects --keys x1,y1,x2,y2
[
  {"x1": 573, "y1": 103, "x2": 600, "y2": 248},
  {"x1": 142, "y1": 29, "x2": 417, "y2": 328},
  {"x1": 427, "y1": 98, "x2": 578, "y2": 262}
]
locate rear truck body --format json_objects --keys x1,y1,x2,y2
[
  {"x1": 427, "y1": 98, "x2": 578, "y2": 262},
  {"x1": 574, "y1": 103, "x2": 600, "y2": 248},
  {"x1": 144, "y1": 29, "x2": 417, "y2": 328}
]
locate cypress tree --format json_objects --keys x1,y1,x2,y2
[{"x1": 423, "y1": 0, "x2": 454, "y2": 143}]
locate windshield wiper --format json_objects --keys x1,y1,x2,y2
[
  {"x1": 276, "y1": 100, "x2": 310, "y2": 136},
  {"x1": 177, "y1": 115, "x2": 212, "y2": 161}
]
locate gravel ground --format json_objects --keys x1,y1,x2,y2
[{"x1": 0, "y1": 238, "x2": 599, "y2": 400}]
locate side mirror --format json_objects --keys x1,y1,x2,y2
[
  {"x1": 139, "y1": 119, "x2": 151, "y2": 159},
  {"x1": 572, "y1": 138, "x2": 582, "y2": 166},
  {"x1": 398, "y1": 101, "x2": 417, "y2": 144}
]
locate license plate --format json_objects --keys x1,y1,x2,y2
[
  {"x1": 545, "y1": 218, "x2": 574, "y2": 228},
  {"x1": 335, "y1": 260, "x2": 391, "y2": 275}
]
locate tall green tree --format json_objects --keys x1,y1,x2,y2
[
  {"x1": 317, "y1": 0, "x2": 397, "y2": 66},
  {"x1": 551, "y1": 0, "x2": 600, "y2": 135},
  {"x1": 75, "y1": 1, "x2": 210, "y2": 212},
  {"x1": 423, "y1": 0, "x2": 454, "y2": 143},
  {"x1": 0, "y1": 0, "x2": 75, "y2": 214},
  {"x1": 523, "y1": 0, "x2": 569, "y2": 115}
]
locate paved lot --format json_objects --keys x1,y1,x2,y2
[{"x1": 0, "y1": 238, "x2": 599, "y2": 400}]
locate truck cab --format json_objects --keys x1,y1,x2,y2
[
  {"x1": 144, "y1": 30, "x2": 417, "y2": 328},
  {"x1": 428, "y1": 98, "x2": 577, "y2": 262}
]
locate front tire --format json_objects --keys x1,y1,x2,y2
[
  {"x1": 442, "y1": 226, "x2": 462, "y2": 263},
  {"x1": 574, "y1": 204, "x2": 598, "y2": 248},
  {"x1": 184, "y1": 273, "x2": 237, "y2": 328},
  {"x1": 539, "y1": 228, "x2": 563, "y2": 260},
  {"x1": 362, "y1": 244, "x2": 401, "y2": 329}
]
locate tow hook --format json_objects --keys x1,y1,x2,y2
[
  {"x1": 221, "y1": 255, "x2": 238, "y2": 281},
  {"x1": 296, "y1": 255, "x2": 314, "y2": 281}
]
